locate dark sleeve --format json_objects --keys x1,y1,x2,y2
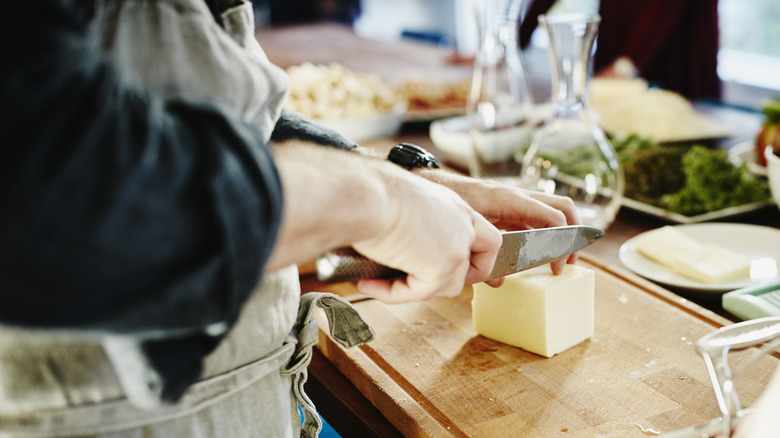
[
  {"x1": 519, "y1": 0, "x2": 557, "y2": 49},
  {"x1": 595, "y1": 0, "x2": 689, "y2": 73},
  {"x1": 271, "y1": 109, "x2": 359, "y2": 150},
  {"x1": 0, "y1": 0, "x2": 283, "y2": 337}
]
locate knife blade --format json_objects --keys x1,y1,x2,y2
[{"x1": 315, "y1": 225, "x2": 604, "y2": 284}]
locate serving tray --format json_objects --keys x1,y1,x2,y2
[{"x1": 621, "y1": 197, "x2": 774, "y2": 224}]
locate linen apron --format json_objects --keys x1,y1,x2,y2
[{"x1": 0, "y1": 1, "x2": 374, "y2": 436}]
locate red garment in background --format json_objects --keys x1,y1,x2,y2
[{"x1": 519, "y1": 0, "x2": 721, "y2": 100}]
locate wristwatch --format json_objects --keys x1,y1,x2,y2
[{"x1": 388, "y1": 143, "x2": 440, "y2": 170}]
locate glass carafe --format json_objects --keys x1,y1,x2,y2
[
  {"x1": 466, "y1": 0, "x2": 536, "y2": 184},
  {"x1": 520, "y1": 13, "x2": 623, "y2": 229}
]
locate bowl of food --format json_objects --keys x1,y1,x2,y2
[
  {"x1": 284, "y1": 62, "x2": 405, "y2": 142},
  {"x1": 766, "y1": 146, "x2": 780, "y2": 208},
  {"x1": 314, "y1": 102, "x2": 406, "y2": 142}
]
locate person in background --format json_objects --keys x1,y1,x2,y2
[
  {"x1": 261, "y1": 0, "x2": 360, "y2": 25},
  {"x1": 0, "y1": 0, "x2": 579, "y2": 437},
  {"x1": 734, "y1": 364, "x2": 780, "y2": 437},
  {"x1": 519, "y1": 0, "x2": 722, "y2": 100}
]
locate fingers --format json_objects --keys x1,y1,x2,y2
[
  {"x1": 484, "y1": 277, "x2": 504, "y2": 288},
  {"x1": 355, "y1": 254, "x2": 471, "y2": 304},
  {"x1": 357, "y1": 212, "x2": 501, "y2": 302},
  {"x1": 523, "y1": 191, "x2": 582, "y2": 228},
  {"x1": 355, "y1": 278, "x2": 418, "y2": 304},
  {"x1": 485, "y1": 254, "x2": 569, "y2": 289},
  {"x1": 463, "y1": 184, "x2": 581, "y2": 276},
  {"x1": 550, "y1": 257, "x2": 567, "y2": 275},
  {"x1": 354, "y1": 166, "x2": 584, "y2": 302},
  {"x1": 530, "y1": 193, "x2": 580, "y2": 268},
  {"x1": 428, "y1": 171, "x2": 580, "y2": 232},
  {"x1": 355, "y1": 206, "x2": 499, "y2": 303},
  {"x1": 464, "y1": 212, "x2": 502, "y2": 285},
  {"x1": 445, "y1": 176, "x2": 582, "y2": 275}
]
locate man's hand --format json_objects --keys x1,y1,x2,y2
[
  {"x1": 267, "y1": 141, "x2": 502, "y2": 302},
  {"x1": 352, "y1": 174, "x2": 502, "y2": 303},
  {"x1": 415, "y1": 168, "x2": 581, "y2": 276}
]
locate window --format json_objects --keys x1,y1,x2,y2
[{"x1": 718, "y1": 0, "x2": 780, "y2": 108}]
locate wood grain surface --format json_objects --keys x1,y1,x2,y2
[{"x1": 314, "y1": 256, "x2": 780, "y2": 437}]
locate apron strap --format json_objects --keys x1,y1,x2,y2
[{"x1": 282, "y1": 293, "x2": 375, "y2": 438}]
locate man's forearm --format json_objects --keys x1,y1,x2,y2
[{"x1": 265, "y1": 140, "x2": 398, "y2": 271}]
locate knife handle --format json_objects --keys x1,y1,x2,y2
[{"x1": 316, "y1": 248, "x2": 404, "y2": 283}]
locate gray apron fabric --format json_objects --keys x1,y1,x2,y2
[
  {"x1": 93, "y1": 0, "x2": 290, "y2": 141},
  {"x1": 0, "y1": 277, "x2": 375, "y2": 437},
  {"x1": 0, "y1": 1, "x2": 375, "y2": 436}
]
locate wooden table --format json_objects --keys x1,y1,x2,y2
[{"x1": 256, "y1": 23, "x2": 780, "y2": 437}]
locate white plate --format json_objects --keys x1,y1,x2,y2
[
  {"x1": 429, "y1": 115, "x2": 471, "y2": 169},
  {"x1": 317, "y1": 103, "x2": 406, "y2": 142},
  {"x1": 728, "y1": 140, "x2": 767, "y2": 176},
  {"x1": 429, "y1": 103, "x2": 554, "y2": 170},
  {"x1": 619, "y1": 223, "x2": 780, "y2": 292},
  {"x1": 405, "y1": 107, "x2": 465, "y2": 123}
]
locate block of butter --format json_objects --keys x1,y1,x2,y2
[
  {"x1": 472, "y1": 264, "x2": 595, "y2": 358},
  {"x1": 634, "y1": 225, "x2": 703, "y2": 267},
  {"x1": 672, "y1": 243, "x2": 752, "y2": 284}
]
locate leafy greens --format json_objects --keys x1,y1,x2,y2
[{"x1": 612, "y1": 135, "x2": 770, "y2": 216}]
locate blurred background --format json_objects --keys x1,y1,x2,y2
[{"x1": 252, "y1": 0, "x2": 780, "y2": 110}]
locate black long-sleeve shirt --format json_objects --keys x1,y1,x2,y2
[
  {"x1": 1, "y1": 0, "x2": 284, "y2": 400},
  {"x1": 519, "y1": 0, "x2": 721, "y2": 100}
]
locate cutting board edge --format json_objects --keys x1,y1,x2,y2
[{"x1": 315, "y1": 312, "x2": 461, "y2": 437}]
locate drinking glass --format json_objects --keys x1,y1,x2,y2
[{"x1": 661, "y1": 317, "x2": 780, "y2": 437}]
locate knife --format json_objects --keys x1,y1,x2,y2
[{"x1": 315, "y1": 225, "x2": 604, "y2": 284}]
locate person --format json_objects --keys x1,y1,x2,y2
[
  {"x1": 261, "y1": 0, "x2": 360, "y2": 25},
  {"x1": 0, "y1": 0, "x2": 579, "y2": 436},
  {"x1": 519, "y1": 0, "x2": 722, "y2": 100},
  {"x1": 734, "y1": 364, "x2": 780, "y2": 438}
]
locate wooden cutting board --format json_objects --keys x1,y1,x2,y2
[{"x1": 314, "y1": 256, "x2": 780, "y2": 437}]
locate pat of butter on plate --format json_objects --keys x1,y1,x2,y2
[
  {"x1": 634, "y1": 225, "x2": 703, "y2": 267},
  {"x1": 672, "y1": 243, "x2": 751, "y2": 284},
  {"x1": 634, "y1": 225, "x2": 751, "y2": 284},
  {"x1": 472, "y1": 264, "x2": 595, "y2": 358}
]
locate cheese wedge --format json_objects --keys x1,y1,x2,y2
[
  {"x1": 634, "y1": 225, "x2": 704, "y2": 267},
  {"x1": 672, "y1": 243, "x2": 751, "y2": 284},
  {"x1": 472, "y1": 264, "x2": 595, "y2": 358}
]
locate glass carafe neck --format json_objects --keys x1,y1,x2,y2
[
  {"x1": 475, "y1": 0, "x2": 524, "y2": 47},
  {"x1": 541, "y1": 13, "x2": 600, "y2": 110}
]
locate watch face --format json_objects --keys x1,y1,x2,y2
[{"x1": 390, "y1": 143, "x2": 440, "y2": 169}]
